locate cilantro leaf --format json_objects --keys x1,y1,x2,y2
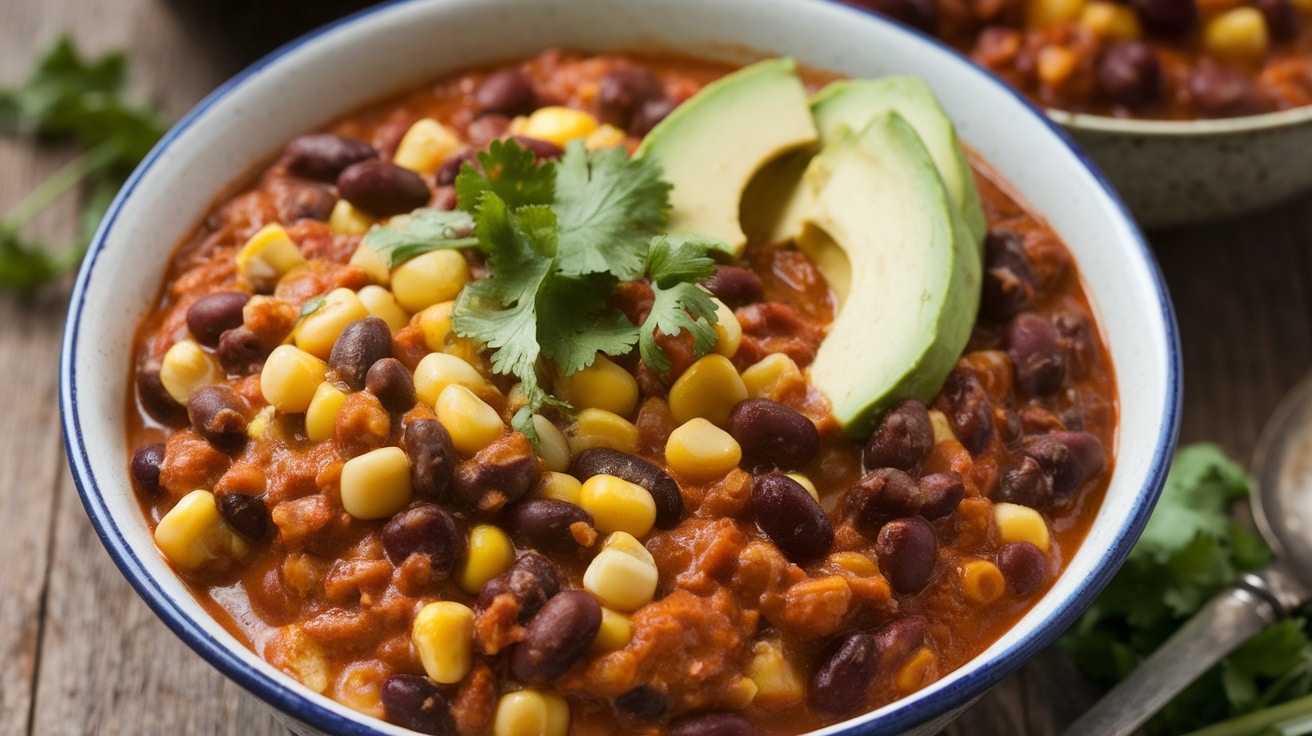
[
  {"x1": 455, "y1": 138, "x2": 555, "y2": 212},
  {"x1": 647, "y1": 233, "x2": 719, "y2": 286},
  {"x1": 554, "y1": 141, "x2": 671, "y2": 280},
  {"x1": 640, "y1": 280, "x2": 719, "y2": 374},
  {"x1": 1136, "y1": 443, "x2": 1253, "y2": 562},
  {"x1": 537, "y1": 272, "x2": 639, "y2": 375},
  {"x1": 362, "y1": 209, "x2": 477, "y2": 268}
]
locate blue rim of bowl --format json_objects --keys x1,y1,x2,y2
[{"x1": 59, "y1": 0, "x2": 1182, "y2": 733}]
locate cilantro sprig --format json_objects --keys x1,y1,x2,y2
[{"x1": 364, "y1": 138, "x2": 721, "y2": 420}]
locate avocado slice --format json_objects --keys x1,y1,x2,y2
[
  {"x1": 800, "y1": 112, "x2": 981, "y2": 437},
  {"x1": 635, "y1": 58, "x2": 818, "y2": 257}
]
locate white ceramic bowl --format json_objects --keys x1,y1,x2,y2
[{"x1": 60, "y1": 0, "x2": 1182, "y2": 734}]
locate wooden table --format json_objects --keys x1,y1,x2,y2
[{"x1": 3, "y1": 0, "x2": 1307, "y2": 733}]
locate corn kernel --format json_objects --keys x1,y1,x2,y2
[
  {"x1": 927, "y1": 409, "x2": 956, "y2": 444},
  {"x1": 247, "y1": 405, "x2": 275, "y2": 439},
  {"x1": 519, "y1": 106, "x2": 599, "y2": 147},
  {"x1": 567, "y1": 408, "x2": 640, "y2": 455},
  {"x1": 583, "y1": 532, "x2": 658, "y2": 612},
  {"x1": 356, "y1": 285, "x2": 409, "y2": 334},
  {"x1": 349, "y1": 242, "x2": 391, "y2": 286},
  {"x1": 554, "y1": 355, "x2": 639, "y2": 417},
  {"x1": 412, "y1": 601, "x2": 475, "y2": 684},
  {"x1": 724, "y1": 677, "x2": 759, "y2": 709},
  {"x1": 590, "y1": 607, "x2": 633, "y2": 653},
  {"x1": 305, "y1": 381, "x2": 348, "y2": 442},
  {"x1": 748, "y1": 639, "x2": 804, "y2": 709},
  {"x1": 1079, "y1": 1, "x2": 1142, "y2": 40},
  {"x1": 393, "y1": 118, "x2": 462, "y2": 175},
  {"x1": 332, "y1": 661, "x2": 386, "y2": 718},
  {"x1": 828, "y1": 551, "x2": 879, "y2": 577},
  {"x1": 668, "y1": 354, "x2": 749, "y2": 427},
  {"x1": 457, "y1": 524, "x2": 515, "y2": 594},
  {"x1": 328, "y1": 199, "x2": 375, "y2": 236},
  {"x1": 894, "y1": 647, "x2": 938, "y2": 694},
  {"x1": 391, "y1": 249, "x2": 470, "y2": 313},
  {"x1": 959, "y1": 558, "x2": 1007, "y2": 604},
  {"x1": 339, "y1": 446, "x2": 412, "y2": 520},
  {"x1": 537, "y1": 471, "x2": 583, "y2": 505},
  {"x1": 710, "y1": 298, "x2": 742, "y2": 359},
  {"x1": 532, "y1": 415, "x2": 571, "y2": 473},
  {"x1": 1037, "y1": 46, "x2": 1079, "y2": 88},
  {"x1": 493, "y1": 689, "x2": 570, "y2": 736},
  {"x1": 578, "y1": 474, "x2": 657, "y2": 537},
  {"x1": 740, "y1": 353, "x2": 804, "y2": 399},
  {"x1": 154, "y1": 489, "x2": 248, "y2": 571},
  {"x1": 584, "y1": 124, "x2": 627, "y2": 150},
  {"x1": 415, "y1": 301, "x2": 456, "y2": 352},
  {"x1": 261, "y1": 344, "x2": 328, "y2": 413},
  {"x1": 294, "y1": 287, "x2": 370, "y2": 359},
  {"x1": 414, "y1": 352, "x2": 490, "y2": 407},
  {"x1": 665, "y1": 418, "x2": 742, "y2": 483},
  {"x1": 1027, "y1": 0, "x2": 1085, "y2": 29},
  {"x1": 236, "y1": 223, "x2": 305, "y2": 292},
  {"x1": 993, "y1": 502, "x2": 1052, "y2": 552},
  {"x1": 1203, "y1": 7, "x2": 1270, "y2": 66},
  {"x1": 159, "y1": 339, "x2": 223, "y2": 404},
  {"x1": 435, "y1": 384, "x2": 505, "y2": 456}
]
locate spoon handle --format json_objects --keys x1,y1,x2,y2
[{"x1": 1062, "y1": 573, "x2": 1286, "y2": 736}]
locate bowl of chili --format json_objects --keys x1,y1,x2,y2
[{"x1": 60, "y1": 0, "x2": 1180, "y2": 735}]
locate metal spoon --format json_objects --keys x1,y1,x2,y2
[{"x1": 1064, "y1": 373, "x2": 1312, "y2": 736}]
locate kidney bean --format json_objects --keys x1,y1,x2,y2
[
  {"x1": 1257, "y1": 0, "x2": 1299, "y2": 40},
  {"x1": 381, "y1": 504, "x2": 465, "y2": 576},
  {"x1": 216, "y1": 493, "x2": 272, "y2": 541},
  {"x1": 453, "y1": 434, "x2": 540, "y2": 512},
  {"x1": 1054, "y1": 311, "x2": 1099, "y2": 380},
  {"x1": 475, "y1": 68, "x2": 536, "y2": 117},
  {"x1": 466, "y1": 114, "x2": 510, "y2": 147},
  {"x1": 1023, "y1": 431, "x2": 1106, "y2": 497},
  {"x1": 875, "y1": 517, "x2": 937, "y2": 594},
  {"x1": 403, "y1": 419, "x2": 457, "y2": 502},
  {"x1": 476, "y1": 552, "x2": 560, "y2": 622},
  {"x1": 615, "y1": 685, "x2": 668, "y2": 720},
  {"x1": 136, "y1": 362, "x2": 187, "y2": 427},
  {"x1": 380, "y1": 674, "x2": 456, "y2": 735},
  {"x1": 1188, "y1": 63, "x2": 1270, "y2": 118},
  {"x1": 365, "y1": 358, "x2": 416, "y2": 415},
  {"x1": 436, "y1": 148, "x2": 480, "y2": 187},
  {"x1": 511, "y1": 589, "x2": 602, "y2": 683},
  {"x1": 702, "y1": 265, "x2": 764, "y2": 308},
  {"x1": 808, "y1": 631, "x2": 878, "y2": 714},
  {"x1": 187, "y1": 384, "x2": 250, "y2": 452},
  {"x1": 570, "y1": 448, "x2": 683, "y2": 528},
  {"x1": 216, "y1": 326, "x2": 268, "y2": 376},
  {"x1": 980, "y1": 229, "x2": 1036, "y2": 323},
  {"x1": 728, "y1": 398, "x2": 821, "y2": 472},
  {"x1": 995, "y1": 455, "x2": 1052, "y2": 508},
  {"x1": 504, "y1": 498, "x2": 595, "y2": 555},
  {"x1": 844, "y1": 467, "x2": 923, "y2": 529},
  {"x1": 130, "y1": 443, "x2": 166, "y2": 497},
  {"x1": 874, "y1": 617, "x2": 926, "y2": 671},
  {"x1": 629, "y1": 96, "x2": 677, "y2": 137},
  {"x1": 186, "y1": 292, "x2": 250, "y2": 347},
  {"x1": 283, "y1": 185, "x2": 338, "y2": 223},
  {"x1": 1130, "y1": 0, "x2": 1197, "y2": 38},
  {"x1": 510, "y1": 135, "x2": 564, "y2": 161},
  {"x1": 669, "y1": 713, "x2": 757, "y2": 736},
  {"x1": 336, "y1": 159, "x2": 431, "y2": 217},
  {"x1": 997, "y1": 541, "x2": 1048, "y2": 596},
  {"x1": 1005, "y1": 312, "x2": 1065, "y2": 397},
  {"x1": 1097, "y1": 41, "x2": 1163, "y2": 109},
  {"x1": 863, "y1": 398, "x2": 934, "y2": 471},
  {"x1": 284, "y1": 133, "x2": 378, "y2": 182},
  {"x1": 937, "y1": 369, "x2": 993, "y2": 454},
  {"x1": 329, "y1": 316, "x2": 393, "y2": 391},
  {"x1": 597, "y1": 67, "x2": 661, "y2": 128},
  {"x1": 918, "y1": 472, "x2": 965, "y2": 520},
  {"x1": 752, "y1": 473, "x2": 834, "y2": 562}
]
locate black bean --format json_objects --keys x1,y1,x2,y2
[
  {"x1": 329, "y1": 316, "x2": 393, "y2": 391},
  {"x1": 336, "y1": 159, "x2": 431, "y2": 217},
  {"x1": 702, "y1": 265, "x2": 764, "y2": 308},
  {"x1": 136, "y1": 362, "x2": 187, "y2": 427},
  {"x1": 875, "y1": 517, "x2": 938, "y2": 594},
  {"x1": 844, "y1": 467, "x2": 923, "y2": 529},
  {"x1": 629, "y1": 96, "x2": 677, "y2": 137},
  {"x1": 1130, "y1": 0, "x2": 1197, "y2": 38},
  {"x1": 504, "y1": 498, "x2": 595, "y2": 555},
  {"x1": 598, "y1": 68, "x2": 661, "y2": 128},
  {"x1": 570, "y1": 448, "x2": 684, "y2": 528},
  {"x1": 998, "y1": 541, "x2": 1048, "y2": 596},
  {"x1": 511, "y1": 589, "x2": 602, "y2": 683},
  {"x1": 615, "y1": 685, "x2": 668, "y2": 720},
  {"x1": 283, "y1": 185, "x2": 338, "y2": 222},
  {"x1": 285, "y1": 133, "x2": 378, "y2": 182},
  {"x1": 668, "y1": 712, "x2": 757, "y2": 736},
  {"x1": 366, "y1": 358, "x2": 416, "y2": 415},
  {"x1": 1188, "y1": 62, "x2": 1270, "y2": 117},
  {"x1": 1097, "y1": 41, "x2": 1163, "y2": 109},
  {"x1": 380, "y1": 674, "x2": 456, "y2": 735},
  {"x1": 995, "y1": 455, "x2": 1052, "y2": 507},
  {"x1": 381, "y1": 504, "x2": 465, "y2": 576},
  {"x1": 510, "y1": 135, "x2": 564, "y2": 161},
  {"x1": 1005, "y1": 313, "x2": 1066, "y2": 397},
  {"x1": 187, "y1": 384, "x2": 249, "y2": 452},
  {"x1": 404, "y1": 419, "x2": 457, "y2": 502},
  {"x1": 466, "y1": 114, "x2": 510, "y2": 147},
  {"x1": 937, "y1": 369, "x2": 994, "y2": 454},
  {"x1": 874, "y1": 617, "x2": 926, "y2": 671},
  {"x1": 980, "y1": 229, "x2": 1036, "y2": 322},
  {"x1": 1257, "y1": 0, "x2": 1299, "y2": 40},
  {"x1": 186, "y1": 292, "x2": 250, "y2": 347},
  {"x1": 216, "y1": 493, "x2": 272, "y2": 541},
  {"x1": 1023, "y1": 431, "x2": 1106, "y2": 497},
  {"x1": 475, "y1": 69, "x2": 536, "y2": 117},
  {"x1": 863, "y1": 399, "x2": 934, "y2": 472},
  {"x1": 752, "y1": 473, "x2": 834, "y2": 562},
  {"x1": 452, "y1": 436, "x2": 540, "y2": 512},
  {"x1": 130, "y1": 443, "x2": 166, "y2": 497},
  {"x1": 216, "y1": 327, "x2": 268, "y2": 376},
  {"x1": 728, "y1": 398, "x2": 821, "y2": 472},
  {"x1": 918, "y1": 472, "x2": 965, "y2": 520},
  {"x1": 808, "y1": 631, "x2": 877, "y2": 715},
  {"x1": 476, "y1": 552, "x2": 560, "y2": 623}
]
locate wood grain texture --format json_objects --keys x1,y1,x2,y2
[{"x1": 3, "y1": 0, "x2": 1310, "y2": 734}]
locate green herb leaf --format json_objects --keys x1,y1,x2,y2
[
  {"x1": 455, "y1": 138, "x2": 556, "y2": 212},
  {"x1": 362, "y1": 209, "x2": 478, "y2": 268},
  {"x1": 640, "y1": 279, "x2": 719, "y2": 373}
]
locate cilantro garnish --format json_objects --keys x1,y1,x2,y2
[{"x1": 363, "y1": 138, "x2": 723, "y2": 414}]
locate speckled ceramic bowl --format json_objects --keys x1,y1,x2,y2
[
  {"x1": 1051, "y1": 105, "x2": 1312, "y2": 229},
  {"x1": 60, "y1": 0, "x2": 1181, "y2": 734}
]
